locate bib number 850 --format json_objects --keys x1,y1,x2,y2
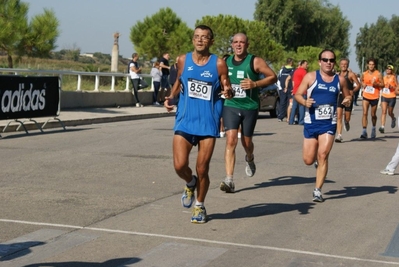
[{"x1": 188, "y1": 79, "x2": 212, "y2": 101}]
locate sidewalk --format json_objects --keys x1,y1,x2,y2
[{"x1": 0, "y1": 105, "x2": 175, "y2": 133}]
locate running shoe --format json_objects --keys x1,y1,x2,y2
[
  {"x1": 191, "y1": 205, "x2": 207, "y2": 223},
  {"x1": 335, "y1": 135, "x2": 343, "y2": 143},
  {"x1": 181, "y1": 175, "x2": 197, "y2": 208},
  {"x1": 379, "y1": 127, "x2": 385, "y2": 134},
  {"x1": 392, "y1": 117, "x2": 397, "y2": 128},
  {"x1": 313, "y1": 188, "x2": 324, "y2": 202},
  {"x1": 371, "y1": 128, "x2": 376, "y2": 138},
  {"x1": 220, "y1": 179, "x2": 235, "y2": 193},
  {"x1": 380, "y1": 169, "x2": 394, "y2": 175},
  {"x1": 237, "y1": 132, "x2": 242, "y2": 139},
  {"x1": 360, "y1": 131, "x2": 368, "y2": 139},
  {"x1": 245, "y1": 155, "x2": 256, "y2": 177},
  {"x1": 220, "y1": 131, "x2": 225, "y2": 138},
  {"x1": 314, "y1": 160, "x2": 318, "y2": 169},
  {"x1": 344, "y1": 120, "x2": 350, "y2": 132}
]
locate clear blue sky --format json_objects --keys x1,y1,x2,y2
[{"x1": 25, "y1": 0, "x2": 398, "y2": 73}]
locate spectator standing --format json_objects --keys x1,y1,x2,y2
[
  {"x1": 150, "y1": 61, "x2": 162, "y2": 105},
  {"x1": 129, "y1": 53, "x2": 143, "y2": 107},
  {"x1": 168, "y1": 56, "x2": 179, "y2": 89},
  {"x1": 159, "y1": 52, "x2": 171, "y2": 103},
  {"x1": 289, "y1": 60, "x2": 308, "y2": 125},
  {"x1": 277, "y1": 58, "x2": 295, "y2": 122}
]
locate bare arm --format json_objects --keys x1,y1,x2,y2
[
  {"x1": 339, "y1": 75, "x2": 352, "y2": 106},
  {"x1": 160, "y1": 61, "x2": 170, "y2": 70},
  {"x1": 374, "y1": 73, "x2": 384, "y2": 88},
  {"x1": 217, "y1": 58, "x2": 233, "y2": 99},
  {"x1": 130, "y1": 64, "x2": 141, "y2": 74},
  {"x1": 285, "y1": 75, "x2": 291, "y2": 92},
  {"x1": 240, "y1": 57, "x2": 277, "y2": 90}
]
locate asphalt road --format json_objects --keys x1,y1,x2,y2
[{"x1": 1, "y1": 105, "x2": 399, "y2": 266}]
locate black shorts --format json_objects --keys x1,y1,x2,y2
[
  {"x1": 362, "y1": 97, "x2": 379, "y2": 107},
  {"x1": 381, "y1": 96, "x2": 396, "y2": 108},
  {"x1": 175, "y1": 131, "x2": 212, "y2": 146},
  {"x1": 223, "y1": 106, "x2": 258, "y2": 137},
  {"x1": 337, "y1": 93, "x2": 353, "y2": 111}
]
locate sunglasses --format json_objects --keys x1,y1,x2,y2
[{"x1": 321, "y1": 58, "x2": 336, "y2": 63}]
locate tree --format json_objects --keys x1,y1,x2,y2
[
  {"x1": 254, "y1": 0, "x2": 350, "y2": 56},
  {"x1": 130, "y1": 8, "x2": 192, "y2": 60},
  {"x1": 18, "y1": 8, "x2": 59, "y2": 58},
  {"x1": 0, "y1": 0, "x2": 59, "y2": 68},
  {"x1": 196, "y1": 15, "x2": 284, "y2": 63},
  {"x1": 355, "y1": 15, "x2": 399, "y2": 72},
  {"x1": 0, "y1": 0, "x2": 28, "y2": 68}
]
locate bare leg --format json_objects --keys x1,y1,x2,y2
[{"x1": 195, "y1": 138, "x2": 216, "y2": 202}]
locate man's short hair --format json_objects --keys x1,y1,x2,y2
[
  {"x1": 194, "y1": 25, "x2": 214, "y2": 40},
  {"x1": 318, "y1": 49, "x2": 336, "y2": 60}
]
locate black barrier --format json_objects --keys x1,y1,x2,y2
[
  {"x1": 0, "y1": 75, "x2": 60, "y2": 120},
  {"x1": 0, "y1": 75, "x2": 63, "y2": 135}
]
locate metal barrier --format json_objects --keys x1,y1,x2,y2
[
  {"x1": 0, "y1": 75, "x2": 65, "y2": 135},
  {"x1": 0, "y1": 68, "x2": 152, "y2": 92}
]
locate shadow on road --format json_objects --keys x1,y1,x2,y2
[
  {"x1": 235, "y1": 176, "x2": 335, "y2": 193},
  {"x1": 209, "y1": 202, "x2": 315, "y2": 221}
]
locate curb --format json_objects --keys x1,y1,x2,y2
[{"x1": 0, "y1": 112, "x2": 175, "y2": 133}]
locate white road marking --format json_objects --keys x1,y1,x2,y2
[{"x1": 1, "y1": 218, "x2": 399, "y2": 265}]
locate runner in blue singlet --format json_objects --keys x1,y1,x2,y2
[
  {"x1": 294, "y1": 49, "x2": 352, "y2": 203},
  {"x1": 164, "y1": 25, "x2": 233, "y2": 224}
]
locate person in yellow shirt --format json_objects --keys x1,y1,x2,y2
[
  {"x1": 379, "y1": 65, "x2": 398, "y2": 133},
  {"x1": 360, "y1": 58, "x2": 384, "y2": 138}
]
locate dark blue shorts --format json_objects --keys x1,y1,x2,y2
[
  {"x1": 304, "y1": 124, "x2": 336, "y2": 139},
  {"x1": 175, "y1": 131, "x2": 212, "y2": 146}
]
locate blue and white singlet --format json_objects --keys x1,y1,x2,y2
[
  {"x1": 173, "y1": 52, "x2": 223, "y2": 137},
  {"x1": 304, "y1": 70, "x2": 340, "y2": 126}
]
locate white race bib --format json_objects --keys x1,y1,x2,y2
[
  {"x1": 232, "y1": 84, "x2": 246, "y2": 98},
  {"x1": 188, "y1": 78, "x2": 212, "y2": 101},
  {"x1": 364, "y1": 86, "x2": 375, "y2": 94},
  {"x1": 315, "y1": 105, "x2": 334, "y2": 120},
  {"x1": 383, "y1": 88, "x2": 390, "y2": 94}
]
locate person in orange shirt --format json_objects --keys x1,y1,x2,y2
[
  {"x1": 379, "y1": 65, "x2": 398, "y2": 133},
  {"x1": 360, "y1": 58, "x2": 384, "y2": 139}
]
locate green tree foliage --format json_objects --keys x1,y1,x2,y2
[
  {"x1": 0, "y1": 0, "x2": 59, "y2": 68},
  {"x1": 355, "y1": 15, "x2": 399, "y2": 72},
  {"x1": 18, "y1": 8, "x2": 59, "y2": 58},
  {"x1": 0, "y1": 0, "x2": 28, "y2": 68},
  {"x1": 130, "y1": 7, "x2": 192, "y2": 60},
  {"x1": 254, "y1": 0, "x2": 350, "y2": 56},
  {"x1": 196, "y1": 15, "x2": 284, "y2": 63}
]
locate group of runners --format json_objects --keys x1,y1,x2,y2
[{"x1": 164, "y1": 24, "x2": 398, "y2": 224}]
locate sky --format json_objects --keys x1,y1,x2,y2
[{"x1": 25, "y1": 0, "x2": 399, "y2": 73}]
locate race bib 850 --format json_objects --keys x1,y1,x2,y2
[{"x1": 188, "y1": 78, "x2": 212, "y2": 101}]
